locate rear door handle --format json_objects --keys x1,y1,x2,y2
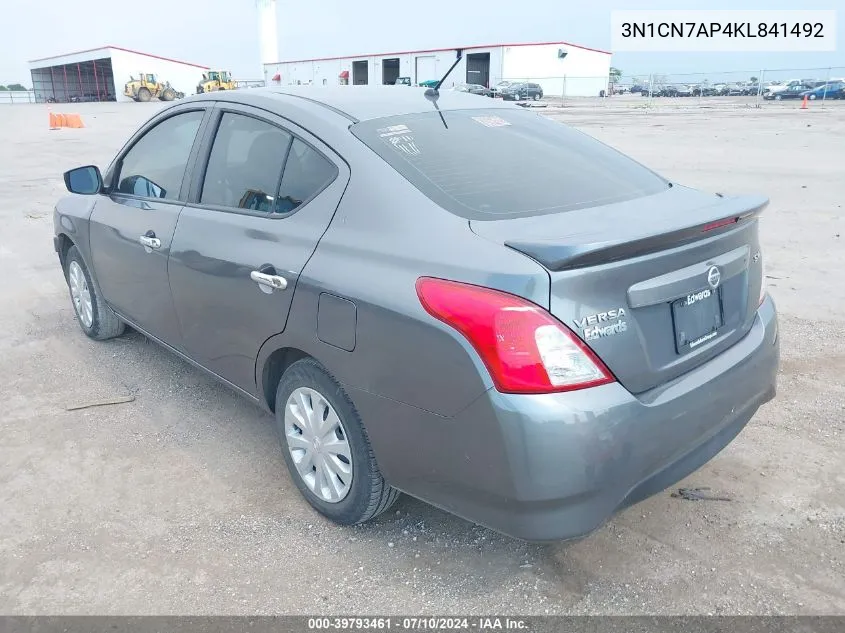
[
  {"x1": 139, "y1": 235, "x2": 160, "y2": 249},
  {"x1": 250, "y1": 270, "x2": 288, "y2": 291},
  {"x1": 139, "y1": 234, "x2": 161, "y2": 250}
]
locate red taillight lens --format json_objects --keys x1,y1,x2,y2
[{"x1": 415, "y1": 277, "x2": 615, "y2": 394}]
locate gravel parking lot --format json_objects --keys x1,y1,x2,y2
[{"x1": 1, "y1": 100, "x2": 843, "y2": 615}]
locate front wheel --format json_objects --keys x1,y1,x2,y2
[
  {"x1": 160, "y1": 88, "x2": 175, "y2": 101},
  {"x1": 275, "y1": 358, "x2": 399, "y2": 525},
  {"x1": 533, "y1": 92, "x2": 540, "y2": 101},
  {"x1": 64, "y1": 246, "x2": 125, "y2": 340}
]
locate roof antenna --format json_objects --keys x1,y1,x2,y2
[{"x1": 425, "y1": 49, "x2": 463, "y2": 129}]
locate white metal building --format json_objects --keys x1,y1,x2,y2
[
  {"x1": 263, "y1": 41, "x2": 612, "y2": 97},
  {"x1": 28, "y1": 46, "x2": 209, "y2": 103}
]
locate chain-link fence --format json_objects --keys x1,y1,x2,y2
[
  {"x1": 0, "y1": 90, "x2": 36, "y2": 104},
  {"x1": 496, "y1": 66, "x2": 845, "y2": 109}
]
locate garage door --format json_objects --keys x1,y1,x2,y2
[{"x1": 415, "y1": 56, "x2": 436, "y2": 85}]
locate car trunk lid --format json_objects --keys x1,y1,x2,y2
[{"x1": 470, "y1": 185, "x2": 768, "y2": 394}]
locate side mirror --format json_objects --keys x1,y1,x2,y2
[{"x1": 64, "y1": 165, "x2": 102, "y2": 195}]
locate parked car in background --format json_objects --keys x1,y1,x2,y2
[
  {"x1": 692, "y1": 85, "x2": 717, "y2": 97},
  {"x1": 53, "y1": 86, "x2": 778, "y2": 543},
  {"x1": 418, "y1": 79, "x2": 439, "y2": 88},
  {"x1": 452, "y1": 83, "x2": 494, "y2": 97},
  {"x1": 764, "y1": 84, "x2": 812, "y2": 100},
  {"x1": 675, "y1": 85, "x2": 694, "y2": 97},
  {"x1": 722, "y1": 84, "x2": 745, "y2": 96},
  {"x1": 764, "y1": 79, "x2": 803, "y2": 95},
  {"x1": 801, "y1": 82, "x2": 845, "y2": 100},
  {"x1": 490, "y1": 81, "x2": 513, "y2": 97},
  {"x1": 394, "y1": 77, "x2": 411, "y2": 86},
  {"x1": 501, "y1": 82, "x2": 544, "y2": 101}
]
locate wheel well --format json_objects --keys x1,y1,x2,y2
[
  {"x1": 57, "y1": 233, "x2": 74, "y2": 272},
  {"x1": 262, "y1": 347, "x2": 309, "y2": 412}
]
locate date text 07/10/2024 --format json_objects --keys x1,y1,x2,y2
[{"x1": 307, "y1": 617, "x2": 528, "y2": 630}]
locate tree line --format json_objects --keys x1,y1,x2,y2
[{"x1": 0, "y1": 84, "x2": 29, "y2": 91}]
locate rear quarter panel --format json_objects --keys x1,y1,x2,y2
[{"x1": 256, "y1": 141, "x2": 549, "y2": 418}]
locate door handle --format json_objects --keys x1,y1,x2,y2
[
  {"x1": 250, "y1": 270, "x2": 288, "y2": 291},
  {"x1": 139, "y1": 234, "x2": 161, "y2": 250}
]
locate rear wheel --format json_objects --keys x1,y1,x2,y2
[
  {"x1": 533, "y1": 92, "x2": 540, "y2": 101},
  {"x1": 64, "y1": 246, "x2": 125, "y2": 340},
  {"x1": 137, "y1": 87, "x2": 152, "y2": 102},
  {"x1": 275, "y1": 358, "x2": 399, "y2": 525}
]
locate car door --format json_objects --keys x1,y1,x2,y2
[
  {"x1": 167, "y1": 104, "x2": 349, "y2": 394},
  {"x1": 89, "y1": 106, "x2": 211, "y2": 345}
]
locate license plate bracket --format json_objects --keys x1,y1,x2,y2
[{"x1": 671, "y1": 287, "x2": 724, "y2": 354}]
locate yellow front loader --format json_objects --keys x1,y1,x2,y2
[
  {"x1": 123, "y1": 73, "x2": 178, "y2": 102},
  {"x1": 196, "y1": 70, "x2": 237, "y2": 94}
]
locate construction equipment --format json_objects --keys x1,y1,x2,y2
[
  {"x1": 196, "y1": 70, "x2": 237, "y2": 94},
  {"x1": 123, "y1": 73, "x2": 180, "y2": 102}
]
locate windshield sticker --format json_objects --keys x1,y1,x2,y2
[
  {"x1": 471, "y1": 115, "x2": 511, "y2": 128},
  {"x1": 377, "y1": 124, "x2": 412, "y2": 137},
  {"x1": 386, "y1": 134, "x2": 421, "y2": 156}
]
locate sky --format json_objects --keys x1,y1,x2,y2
[{"x1": 2, "y1": 0, "x2": 843, "y2": 86}]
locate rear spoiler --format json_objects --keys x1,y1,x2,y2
[{"x1": 505, "y1": 197, "x2": 768, "y2": 272}]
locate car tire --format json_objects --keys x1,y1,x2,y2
[
  {"x1": 275, "y1": 358, "x2": 399, "y2": 525},
  {"x1": 533, "y1": 93, "x2": 540, "y2": 101},
  {"x1": 64, "y1": 245, "x2": 125, "y2": 340},
  {"x1": 809, "y1": 94, "x2": 817, "y2": 100}
]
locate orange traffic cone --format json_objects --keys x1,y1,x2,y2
[{"x1": 801, "y1": 95, "x2": 809, "y2": 109}]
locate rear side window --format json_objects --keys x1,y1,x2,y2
[
  {"x1": 275, "y1": 138, "x2": 337, "y2": 214},
  {"x1": 201, "y1": 112, "x2": 292, "y2": 212},
  {"x1": 117, "y1": 110, "x2": 204, "y2": 201},
  {"x1": 350, "y1": 108, "x2": 669, "y2": 220}
]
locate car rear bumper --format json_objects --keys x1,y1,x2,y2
[{"x1": 353, "y1": 296, "x2": 779, "y2": 542}]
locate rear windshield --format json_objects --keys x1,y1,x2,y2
[{"x1": 351, "y1": 108, "x2": 669, "y2": 220}]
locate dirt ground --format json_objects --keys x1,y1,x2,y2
[{"x1": 1, "y1": 99, "x2": 843, "y2": 615}]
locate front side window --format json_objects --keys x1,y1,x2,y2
[
  {"x1": 116, "y1": 110, "x2": 204, "y2": 201},
  {"x1": 200, "y1": 113, "x2": 292, "y2": 212}
]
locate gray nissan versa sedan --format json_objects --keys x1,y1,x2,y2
[{"x1": 54, "y1": 85, "x2": 779, "y2": 542}]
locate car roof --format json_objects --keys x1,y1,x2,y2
[{"x1": 186, "y1": 85, "x2": 514, "y2": 123}]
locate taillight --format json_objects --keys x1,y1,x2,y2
[
  {"x1": 415, "y1": 277, "x2": 615, "y2": 394},
  {"x1": 702, "y1": 217, "x2": 739, "y2": 232}
]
